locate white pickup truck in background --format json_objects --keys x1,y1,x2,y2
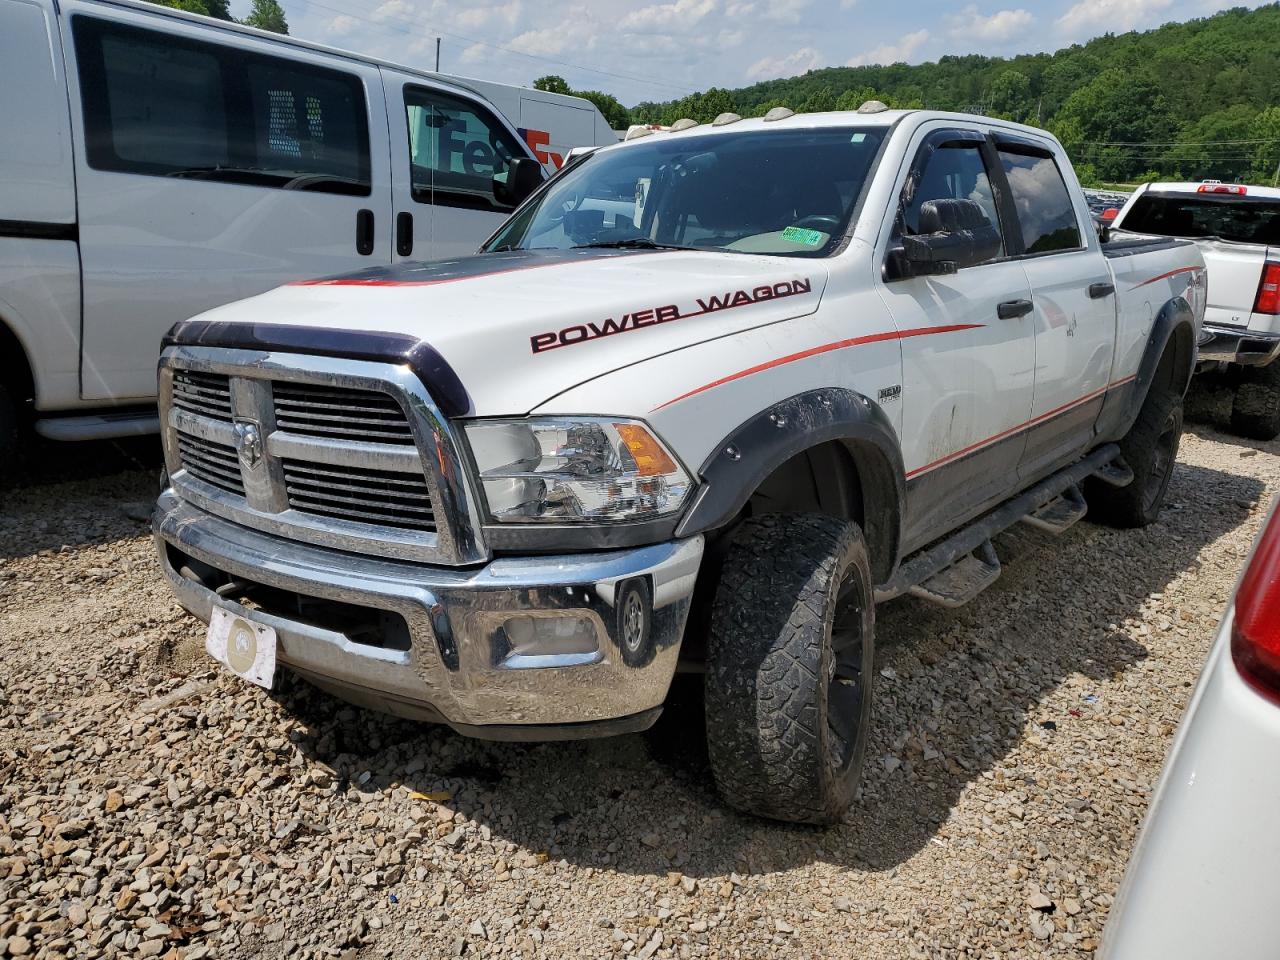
[
  {"x1": 1111, "y1": 181, "x2": 1280, "y2": 439},
  {"x1": 0, "y1": 0, "x2": 615, "y2": 467},
  {"x1": 151, "y1": 106, "x2": 1206, "y2": 823}
]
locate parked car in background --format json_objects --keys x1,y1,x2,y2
[
  {"x1": 1099, "y1": 499, "x2": 1280, "y2": 959},
  {"x1": 152, "y1": 106, "x2": 1205, "y2": 824},
  {"x1": 0, "y1": 0, "x2": 612, "y2": 465},
  {"x1": 1084, "y1": 188, "x2": 1130, "y2": 232},
  {"x1": 1111, "y1": 181, "x2": 1280, "y2": 439}
]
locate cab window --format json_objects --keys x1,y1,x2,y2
[
  {"x1": 902, "y1": 142, "x2": 1004, "y2": 262},
  {"x1": 997, "y1": 149, "x2": 1082, "y2": 254},
  {"x1": 404, "y1": 87, "x2": 525, "y2": 212},
  {"x1": 73, "y1": 16, "x2": 370, "y2": 196}
]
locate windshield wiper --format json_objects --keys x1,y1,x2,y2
[{"x1": 572, "y1": 238, "x2": 698, "y2": 251}]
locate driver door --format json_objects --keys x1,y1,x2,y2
[
  {"x1": 384, "y1": 71, "x2": 529, "y2": 261},
  {"x1": 875, "y1": 127, "x2": 1037, "y2": 552}
]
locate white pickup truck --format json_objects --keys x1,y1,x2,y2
[
  {"x1": 152, "y1": 106, "x2": 1205, "y2": 823},
  {"x1": 1111, "y1": 181, "x2": 1280, "y2": 439}
]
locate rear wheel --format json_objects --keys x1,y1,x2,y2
[
  {"x1": 704, "y1": 514, "x2": 874, "y2": 824},
  {"x1": 1230, "y1": 363, "x2": 1280, "y2": 441},
  {"x1": 1086, "y1": 384, "x2": 1182, "y2": 528}
]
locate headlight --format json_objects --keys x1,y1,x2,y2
[{"x1": 464, "y1": 418, "x2": 692, "y2": 523}]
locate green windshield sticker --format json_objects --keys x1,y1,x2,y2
[{"x1": 782, "y1": 226, "x2": 826, "y2": 246}]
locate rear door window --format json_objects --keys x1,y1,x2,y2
[
  {"x1": 996, "y1": 149, "x2": 1082, "y2": 254},
  {"x1": 403, "y1": 86, "x2": 524, "y2": 212},
  {"x1": 1121, "y1": 193, "x2": 1280, "y2": 245},
  {"x1": 74, "y1": 16, "x2": 370, "y2": 196}
]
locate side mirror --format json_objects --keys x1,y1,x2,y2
[
  {"x1": 494, "y1": 157, "x2": 545, "y2": 207},
  {"x1": 896, "y1": 198, "x2": 1002, "y2": 277}
]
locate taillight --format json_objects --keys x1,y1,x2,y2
[
  {"x1": 1231, "y1": 507, "x2": 1280, "y2": 703},
  {"x1": 1101, "y1": 207, "x2": 1119, "y2": 221},
  {"x1": 1198, "y1": 183, "x2": 1247, "y2": 195},
  {"x1": 1254, "y1": 262, "x2": 1280, "y2": 315}
]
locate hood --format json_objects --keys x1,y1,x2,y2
[{"x1": 181, "y1": 248, "x2": 829, "y2": 416}]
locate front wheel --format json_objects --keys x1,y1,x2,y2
[
  {"x1": 704, "y1": 514, "x2": 875, "y2": 825},
  {"x1": 1230, "y1": 363, "x2": 1280, "y2": 441},
  {"x1": 1086, "y1": 384, "x2": 1182, "y2": 528}
]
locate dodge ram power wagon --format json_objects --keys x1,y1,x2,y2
[
  {"x1": 1110, "y1": 181, "x2": 1280, "y2": 440},
  {"x1": 153, "y1": 105, "x2": 1206, "y2": 824}
]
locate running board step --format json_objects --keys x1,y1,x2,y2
[
  {"x1": 1093, "y1": 458, "x2": 1135, "y2": 488},
  {"x1": 1021, "y1": 484, "x2": 1088, "y2": 534},
  {"x1": 909, "y1": 540, "x2": 1001, "y2": 608}
]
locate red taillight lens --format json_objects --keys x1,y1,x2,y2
[
  {"x1": 1198, "y1": 183, "x2": 1247, "y2": 195},
  {"x1": 1232, "y1": 507, "x2": 1280, "y2": 703},
  {"x1": 1101, "y1": 207, "x2": 1119, "y2": 221},
  {"x1": 1254, "y1": 262, "x2": 1280, "y2": 315}
]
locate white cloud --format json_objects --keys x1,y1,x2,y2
[
  {"x1": 745, "y1": 46, "x2": 824, "y2": 80},
  {"x1": 455, "y1": 1, "x2": 524, "y2": 30},
  {"x1": 846, "y1": 28, "x2": 929, "y2": 66},
  {"x1": 372, "y1": 0, "x2": 414, "y2": 22},
  {"x1": 325, "y1": 14, "x2": 358, "y2": 35},
  {"x1": 946, "y1": 5, "x2": 1034, "y2": 44},
  {"x1": 840, "y1": 0, "x2": 857, "y2": 8},
  {"x1": 1055, "y1": 0, "x2": 1173, "y2": 37},
  {"x1": 621, "y1": 0, "x2": 717, "y2": 32}
]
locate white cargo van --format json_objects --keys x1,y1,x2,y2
[{"x1": 0, "y1": 0, "x2": 613, "y2": 459}]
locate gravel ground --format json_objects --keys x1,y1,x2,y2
[{"x1": 1, "y1": 425, "x2": 1276, "y2": 960}]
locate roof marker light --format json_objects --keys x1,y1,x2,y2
[
  {"x1": 763, "y1": 106, "x2": 795, "y2": 122},
  {"x1": 711, "y1": 112, "x2": 742, "y2": 126},
  {"x1": 623, "y1": 126, "x2": 654, "y2": 141},
  {"x1": 858, "y1": 100, "x2": 890, "y2": 114},
  {"x1": 669, "y1": 118, "x2": 698, "y2": 131}
]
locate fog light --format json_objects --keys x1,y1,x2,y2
[{"x1": 502, "y1": 615, "x2": 599, "y2": 658}]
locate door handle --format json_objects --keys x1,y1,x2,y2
[
  {"x1": 396, "y1": 212, "x2": 414, "y2": 257},
  {"x1": 997, "y1": 298, "x2": 1033, "y2": 320},
  {"x1": 356, "y1": 209, "x2": 375, "y2": 256},
  {"x1": 1088, "y1": 282, "x2": 1115, "y2": 299}
]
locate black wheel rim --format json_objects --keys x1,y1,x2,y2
[
  {"x1": 827, "y1": 569, "x2": 868, "y2": 776},
  {"x1": 1142, "y1": 413, "x2": 1178, "y2": 514}
]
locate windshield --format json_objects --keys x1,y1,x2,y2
[
  {"x1": 1121, "y1": 192, "x2": 1280, "y2": 246},
  {"x1": 485, "y1": 126, "x2": 888, "y2": 257}
]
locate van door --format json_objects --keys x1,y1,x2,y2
[
  {"x1": 876, "y1": 128, "x2": 1037, "y2": 553},
  {"x1": 64, "y1": 8, "x2": 393, "y2": 401},
  {"x1": 384, "y1": 71, "x2": 533, "y2": 262},
  {"x1": 991, "y1": 139, "x2": 1115, "y2": 484}
]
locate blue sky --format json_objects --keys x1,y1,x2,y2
[{"x1": 231, "y1": 0, "x2": 1270, "y2": 105}]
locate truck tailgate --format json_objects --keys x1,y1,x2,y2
[{"x1": 1198, "y1": 237, "x2": 1267, "y2": 328}]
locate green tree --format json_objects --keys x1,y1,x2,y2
[
  {"x1": 988, "y1": 69, "x2": 1031, "y2": 121},
  {"x1": 1051, "y1": 69, "x2": 1173, "y2": 181},
  {"x1": 1250, "y1": 106, "x2": 1280, "y2": 184},
  {"x1": 533, "y1": 75, "x2": 573, "y2": 96},
  {"x1": 574, "y1": 90, "x2": 630, "y2": 130},
  {"x1": 242, "y1": 0, "x2": 288, "y2": 34}
]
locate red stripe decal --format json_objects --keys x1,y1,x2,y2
[
  {"x1": 905, "y1": 373, "x2": 1138, "y2": 478},
  {"x1": 1129, "y1": 265, "x2": 1202, "y2": 291},
  {"x1": 651, "y1": 324, "x2": 983, "y2": 412}
]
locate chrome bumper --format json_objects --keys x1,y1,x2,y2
[
  {"x1": 154, "y1": 491, "x2": 703, "y2": 739},
  {"x1": 1198, "y1": 323, "x2": 1280, "y2": 367}
]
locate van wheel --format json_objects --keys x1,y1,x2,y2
[
  {"x1": 0, "y1": 384, "x2": 18, "y2": 484},
  {"x1": 1086, "y1": 385, "x2": 1182, "y2": 528},
  {"x1": 704, "y1": 514, "x2": 874, "y2": 825},
  {"x1": 1229, "y1": 364, "x2": 1280, "y2": 441}
]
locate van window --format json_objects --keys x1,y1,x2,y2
[
  {"x1": 404, "y1": 86, "x2": 524, "y2": 212},
  {"x1": 73, "y1": 17, "x2": 370, "y2": 196},
  {"x1": 903, "y1": 143, "x2": 1004, "y2": 261},
  {"x1": 997, "y1": 149, "x2": 1081, "y2": 254}
]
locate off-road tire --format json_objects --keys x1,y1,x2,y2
[
  {"x1": 1229, "y1": 363, "x2": 1280, "y2": 441},
  {"x1": 704, "y1": 514, "x2": 875, "y2": 825},
  {"x1": 1086, "y1": 385, "x2": 1183, "y2": 528}
]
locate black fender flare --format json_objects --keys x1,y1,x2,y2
[
  {"x1": 1097, "y1": 296, "x2": 1197, "y2": 444},
  {"x1": 674, "y1": 388, "x2": 905, "y2": 584}
]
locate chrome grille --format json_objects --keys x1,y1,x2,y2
[
  {"x1": 175, "y1": 434, "x2": 244, "y2": 496},
  {"x1": 172, "y1": 371, "x2": 233, "y2": 423},
  {"x1": 282, "y1": 460, "x2": 436, "y2": 530},
  {"x1": 272, "y1": 382, "x2": 415, "y2": 444}
]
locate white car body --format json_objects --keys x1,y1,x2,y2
[
  {"x1": 0, "y1": 0, "x2": 613, "y2": 436},
  {"x1": 1100, "y1": 504, "x2": 1280, "y2": 959},
  {"x1": 149, "y1": 109, "x2": 1208, "y2": 751}
]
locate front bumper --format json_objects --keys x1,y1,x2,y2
[
  {"x1": 1198, "y1": 323, "x2": 1280, "y2": 367},
  {"x1": 154, "y1": 491, "x2": 703, "y2": 739}
]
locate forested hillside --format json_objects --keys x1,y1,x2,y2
[{"x1": 632, "y1": 4, "x2": 1280, "y2": 186}]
